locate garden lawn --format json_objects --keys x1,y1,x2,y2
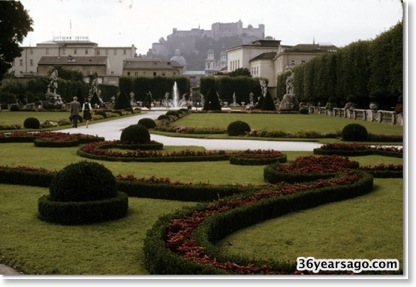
[
  {"x1": 217, "y1": 178, "x2": 403, "y2": 269},
  {"x1": 173, "y1": 113, "x2": 403, "y2": 136},
  {"x1": 0, "y1": 184, "x2": 195, "y2": 275}
]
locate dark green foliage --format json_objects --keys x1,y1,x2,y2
[
  {"x1": 38, "y1": 192, "x2": 128, "y2": 225},
  {"x1": 120, "y1": 124, "x2": 150, "y2": 144},
  {"x1": 114, "y1": 92, "x2": 131, "y2": 110},
  {"x1": 49, "y1": 161, "x2": 117, "y2": 202},
  {"x1": 138, "y1": 118, "x2": 156, "y2": 129},
  {"x1": 166, "y1": 110, "x2": 180, "y2": 118},
  {"x1": 227, "y1": 121, "x2": 251, "y2": 136},
  {"x1": 157, "y1": 114, "x2": 171, "y2": 121},
  {"x1": 0, "y1": 0, "x2": 33, "y2": 80},
  {"x1": 299, "y1": 108, "x2": 309, "y2": 114},
  {"x1": 289, "y1": 22, "x2": 402, "y2": 109},
  {"x1": 341, "y1": 123, "x2": 368, "y2": 141},
  {"x1": 228, "y1": 68, "x2": 252, "y2": 77},
  {"x1": 261, "y1": 90, "x2": 276, "y2": 111},
  {"x1": 203, "y1": 87, "x2": 221, "y2": 111},
  {"x1": 23, "y1": 117, "x2": 40, "y2": 129}
]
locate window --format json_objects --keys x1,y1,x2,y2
[
  {"x1": 62, "y1": 48, "x2": 66, "y2": 55},
  {"x1": 123, "y1": 49, "x2": 126, "y2": 55},
  {"x1": 19, "y1": 59, "x2": 23, "y2": 66},
  {"x1": 301, "y1": 59, "x2": 306, "y2": 64},
  {"x1": 85, "y1": 49, "x2": 88, "y2": 55},
  {"x1": 74, "y1": 49, "x2": 77, "y2": 55},
  {"x1": 290, "y1": 59, "x2": 295, "y2": 65},
  {"x1": 45, "y1": 48, "x2": 49, "y2": 55},
  {"x1": 30, "y1": 59, "x2": 33, "y2": 66},
  {"x1": 153, "y1": 72, "x2": 157, "y2": 76},
  {"x1": 29, "y1": 49, "x2": 33, "y2": 55},
  {"x1": 127, "y1": 72, "x2": 131, "y2": 76},
  {"x1": 96, "y1": 49, "x2": 100, "y2": 55}
]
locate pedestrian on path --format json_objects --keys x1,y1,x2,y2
[
  {"x1": 69, "y1": 96, "x2": 81, "y2": 128},
  {"x1": 82, "y1": 98, "x2": 93, "y2": 128}
]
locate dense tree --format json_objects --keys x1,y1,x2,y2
[
  {"x1": 228, "y1": 68, "x2": 252, "y2": 77},
  {"x1": 261, "y1": 90, "x2": 276, "y2": 111},
  {"x1": 203, "y1": 87, "x2": 221, "y2": 111},
  {"x1": 0, "y1": 0, "x2": 33, "y2": 81}
]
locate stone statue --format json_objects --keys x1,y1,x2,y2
[
  {"x1": 47, "y1": 69, "x2": 58, "y2": 95},
  {"x1": 279, "y1": 69, "x2": 299, "y2": 111}
]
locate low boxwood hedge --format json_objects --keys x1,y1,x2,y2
[{"x1": 38, "y1": 191, "x2": 128, "y2": 225}]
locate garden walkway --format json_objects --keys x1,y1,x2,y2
[{"x1": 59, "y1": 109, "x2": 323, "y2": 151}]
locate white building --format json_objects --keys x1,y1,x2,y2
[
  {"x1": 227, "y1": 39, "x2": 337, "y2": 97},
  {"x1": 10, "y1": 36, "x2": 136, "y2": 84}
]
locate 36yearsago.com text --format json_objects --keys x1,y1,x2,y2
[{"x1": 297, "y1": 257, "x2": 400, "y2": 273}]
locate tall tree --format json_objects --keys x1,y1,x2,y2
[{"x1": 0, "y1": 0, "x2": 33, "y2": 81}]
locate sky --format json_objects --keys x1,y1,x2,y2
[{"x1": 18, "y1": 0, "x2": 404, "y2": 55}]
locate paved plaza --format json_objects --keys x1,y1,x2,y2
[{"x1": 61, "y1": 110, "x2": 323, "y2": 151}]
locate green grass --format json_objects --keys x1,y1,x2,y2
[
  {"x1": 0, "y1": 184, "x2": 195, "y2": 275},
  {"x1": 217, "y1": 178, "x2": 403, "y2": 267},
  {"x1": 0, "y1": 110, "x2": 144, "y2": 131},
  {"x1": 174, "y1": 113, "x2": 403, "y2": 136},
  {"x1": 0, "y1": 112, "x2": 405, "y2": 275}
]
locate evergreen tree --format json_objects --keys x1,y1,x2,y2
[
  {"x1": 114, "y1": 92, "x2": 131, "y2": 110},
  {"x1": 203, "y1": 87, "x2": 221, "y2": 111},
  {"x1": 261, "y1": 90, "x2": 276, "y2": 111}
]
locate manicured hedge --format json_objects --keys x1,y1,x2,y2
[
  {"x1": 143, "y1": 171, "x2": 380, "y2": 275},
  {"x1": 38, "y1": 192, "x2": 128, "y2": 225}
]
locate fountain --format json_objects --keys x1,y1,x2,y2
[{"x1": 172, "y1": 81, "x2": 179, "y2": 108}]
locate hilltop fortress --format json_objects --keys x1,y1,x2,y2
[{"x1": 147, "y1": 20, "x2": 266, "y2": 70}]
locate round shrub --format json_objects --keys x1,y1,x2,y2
[
  {"x1": 227, "y1": 121, "x2": 251, "y2": 136},
  {"x1": 158, "y1": 114, "x2": 171, "y2": 121},
  {"x1": 166, "y1": 110, "x2": 180, "y2": 118},
  {"x1": 138, "y1": 117, "x2": 156, "y2": 129},
  {"x1": 23, "y1": 117, "x2": 40, "y2": 129},
  {"x1": 341, "y1": 123, "x2": 368, "y2": 141},
  {"x1": 120, "y1": 124, "x2": 150, "y2": 144},
  {"x1": 49, "y1": 161, "x2": 117, "y2": 202}
]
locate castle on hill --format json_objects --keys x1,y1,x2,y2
[{"x1": 147, "y1": 20, "x2": 265, "y2": 71}]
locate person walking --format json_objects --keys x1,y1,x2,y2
[
  {"x1": 69, "y1": 96, "x2": 81, "y2": 128},
  {"x1": 82, "y1": 98, "x2": 93, "y2": 128}
]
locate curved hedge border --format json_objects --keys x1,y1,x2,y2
[
  {"x1": 0, "y1": 131, "x2": 104, "y2": 146},
  {"x1": 229, "y1": 150, "x2": 287, "y2": 165},
  {"x1": 77, "y1": 141, "x2": 231, "y2": 162},
  {"x1": 38, "y1": 191, "x2": 128, "y2": 225},
  {"x1": 143, "y1": 170, "x2": 388, "y2": 275},
  {"x1": 313, "y1": 143, "x2": 403, "y2": 158}
]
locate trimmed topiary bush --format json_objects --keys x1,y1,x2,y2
[
  {"x1": 49, "y1": 161, "x2": 117, "y2": 202},
  {"x1": 38, "y1": 161, "x2": 128, "y2": 225},
  {"x1": 341, "y1": 123, "x2": 368, "y2": 141},
  {"x1": 166, "y1": 110, "x2": 180, "y2": 118},
  {"x1": 227, "y1": 121, "x2": 251, "y2": 136},
  {"x1": 120, "y1": 124, "x2": 150, "y2": 144},
  {"x1": 138, "y1": 118, "x2": 156, "y2": 129},
  {"x1": 23, "y1": 117, "x2": 40, "y2": 129}
]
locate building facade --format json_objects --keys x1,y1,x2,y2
[
  {"x1": 10, "y1": 36, "x2": 136, "y2": 83},
  {"x1": 122, "y1": 57, "x2": 183, "y2": 77},
  {"x1": 227, "y1": 40, "x2": 337, "y2": 97}
]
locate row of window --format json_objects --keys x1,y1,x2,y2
[
  {"x1": 126, "y1": 71, "x2": 177, "y2": 77},
  {"x1": 229, "y1": 59, "x2": 240, "y2": 71},
  {"x1": 28, "y1": 48, "x2": 129, "y2": 56}
]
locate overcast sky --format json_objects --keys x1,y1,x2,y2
[{"x1": 19, "y1": 0, "x2": 404, "y2": 55}]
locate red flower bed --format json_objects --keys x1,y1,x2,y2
[
  {"x1": 234, "y1": 149, "x2": 283, "y2": 159},
  {"x1": 275, "y1": 155, "x2": 359, "y2": 174},
  {"x1": 165, "y1": 170, "x2": 362, "y2": 274},
  {"x1": 319, "y1": 143, "x2": 403, "y2": 153},
  {"x1": 79, "y1": 141, "x2": 230, "y2": 161}
]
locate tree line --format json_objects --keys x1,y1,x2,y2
[{"x1": 277, "y1": 22, "x2": 403, "y2": 110}]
